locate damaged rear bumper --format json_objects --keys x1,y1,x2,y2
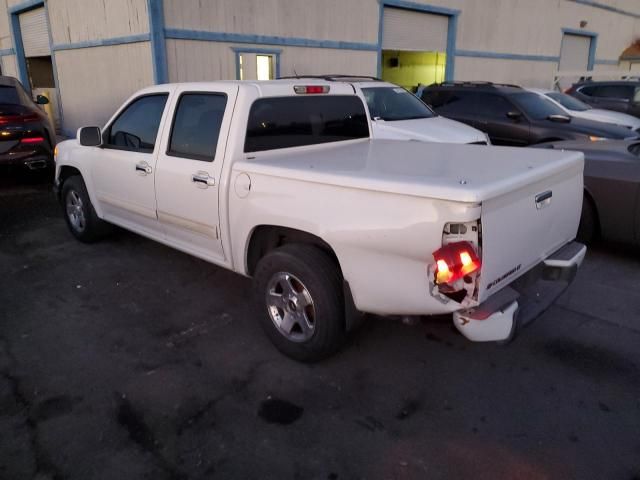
[{"x1": 453, "y1": 241, "x2": 586, "y2": 342}]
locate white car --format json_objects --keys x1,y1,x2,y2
[
  {"x1": 54, "y1": 80, "x2": 585, "y2": 361},
  {"x1": 286, "y1": 75, "x2": 490, "y2": 144},
  {"x1": 528, "y1": 87, "x2": 640, "y2": 132}
]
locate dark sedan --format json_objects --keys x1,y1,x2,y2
[
  {"x1": 420, "y1": 82, "x2": 638, "y2": 146},
  {"x1": 534, "y1": 139, "x2": 640, "y2": 245},
  {"x1": 0, "y1": 76, "x2": 56, "y2": 176}
]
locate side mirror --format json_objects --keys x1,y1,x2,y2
[
  {"x1": 78, "y1": 126, "x2": 102, "y2": 147},
  {"x1": 506, "y1": 111, "x2": 522, "y2": 120},
  {"x1": 35, "y1": 94, "x2": 49, "y2": 105}
]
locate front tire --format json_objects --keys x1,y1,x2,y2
[
  {"x1": 253, "y1": 244, "x2": 346, "y2": 362},
  {"x1": 61, "y1": 175, "x2": 110, "y2": 243}
]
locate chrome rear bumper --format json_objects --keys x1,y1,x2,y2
[{"x1": 453, "y1": 241, "x2": 586, "y2": 342}]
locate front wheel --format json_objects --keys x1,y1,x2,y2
[
  {"x1": 253, "y1": 244, "x2": 346, "y2": 362},
  {"x1": 61, "y1": 176, "x2": 110, "y2": 243}
]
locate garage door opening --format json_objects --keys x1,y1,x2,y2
[
  {"x1": 381, "y1": 50, "x2": 446, "y2": 91},
  {"x1": 380, "y1": 7, "x2": 449, "y2": 92},
  {"x1": 18, "y1": 7, "x2": 59, "y2": 127}
]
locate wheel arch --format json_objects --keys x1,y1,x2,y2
[
  {"x1": 582, "y1": 186, "x2": 601, "y2": 237},
  {"x1": 56, "y1": 165, "x2": 82, "y2": 200},
  {"x1": 245, "y1": 225, "x2": 342, "y2": 278}
]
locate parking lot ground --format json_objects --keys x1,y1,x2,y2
[{"x1": 1, "y1": 177, "x2": 640, "y2": 480}]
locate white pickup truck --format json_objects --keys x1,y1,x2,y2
[{"x1": 54, "y1": 80, "x2": 586, "y2": 361}]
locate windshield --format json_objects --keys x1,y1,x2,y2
[
  {"x1": 546, "y1": 92, "x2": 591, "y2": 112},
  {"x1": 511, "y1": 92, "x2": 567, "y2": 120},
  {"x1": 0, "y1": 86, "x2": 21, "y2": 105},
  {"x1": 362, "y1": 87, "x2": 435, "y2": 121}
]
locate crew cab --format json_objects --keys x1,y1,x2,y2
[
  {"x1": 54, "y1": 80, "x2": 586, "y2": 361},
  {"x1": 282, "y1": 75, "x2": 489, "y2": 144}
]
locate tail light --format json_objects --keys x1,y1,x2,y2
[
  {"x1": 0, "y1": 113, "x2": 41, "y2": 125},
  {"x1": 21, "y1": 136, "x2": 45, "y2": 144},
  {"x1": 294, "y1": 85, "x2": 330, "y2": 94},
  {"x1": 433, "y1": 241, "x2": 481, "y2": 285}
]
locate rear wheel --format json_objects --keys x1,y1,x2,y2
[
  {"x1": 253, "y1": 244, "x2": 345, "y2": 362},
  {"x1": 577, "y1": 195, "x2": 598, "y2": 244},
  {"x1": 62, "y1": 176, "x2": 110, "y2": 243}
]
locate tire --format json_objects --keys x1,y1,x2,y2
[
  {"x1": 61, "y1": 175, "x2": 110, "y2": 243},
  {"x1": 577, "y1": 195, "x2": 598, "y2": 244},
  {"x1": 253, "y1": 244, "x2": 346, "y2": 362}
]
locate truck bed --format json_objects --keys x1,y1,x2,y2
[{"x1": 234, "y1": 139, "x2": 584, "y2": 203}]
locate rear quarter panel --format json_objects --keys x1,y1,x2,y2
[
  {"x1": 584, "y1": 155, "x2": 640, "y2": 243},
  {"x1": 228, "y1": 170, "x2": 481, "y2": 315}
]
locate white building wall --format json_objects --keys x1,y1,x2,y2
[
  {"x1": 163, "y1": 0, "x2": 378, "y2": 44},
  {"x1": 1, "y1": 53, "x2": 17, "y2": 76},
  {"x1": 54, "y1": 42, "x2": 154, "y2": 132},
  {"x1": 0, "y1": 0, "x2": 11, "y2": 50},
  {"x1": 47, "y1": 0, "x2": 149, "y2": 44},
  {"x1": 455, "y1": 57, "x2": 559, "y2": 89}
]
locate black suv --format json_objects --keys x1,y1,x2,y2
[
  {"x1": 567, "y1": 80, "x2": 640, "y2": 118},
  {"x1": 420, "y1": 82, "x2": 637, "y2": 146}
]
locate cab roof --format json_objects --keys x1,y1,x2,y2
[{"x1": 136, "y1": 79, "x2": 358, "y2": 97}]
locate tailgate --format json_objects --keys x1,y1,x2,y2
[{"x1": 477, "y1": 157, "x2": 583, "y2": 303}]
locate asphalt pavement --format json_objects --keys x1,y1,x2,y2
[{"x1": 1, "y1": 174, "x2": 639, "y2": 480}]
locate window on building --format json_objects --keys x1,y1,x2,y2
[
  {"x1": 106, "y1": 94, "x2": 168, "y2": 153},
  {"x1": 237, "y1": 52, "x2": 277, "y2": 81},
  {"x1": 168, "y1": 93, "x2": 227, "y2": 161},
  {"x1": 244, "y1": 96, "x2": 369, "y2": 152}
]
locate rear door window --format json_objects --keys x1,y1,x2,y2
[
  {"x1": 0, "y1": 86, "x2": 21, "y2": 105},
  {"x1": 592, "y1": 85, "x2": 635, "y2": 100},
  {"x1": 424, "y1": 90, "x2": 475, "y2": 115},
  {"x1": 106, "y1": 94, "x2": 168, "y2": 153},
  {"x1": 473, "y1": 93, "x2": 514, "y2": 118},
  {"x1": 168, "y1": 93, "x2": 227, "y2": 161},
  {"x1": 244, "y1": 96, "x2": 369, "y2": 152}
]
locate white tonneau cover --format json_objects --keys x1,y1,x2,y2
[{"x1": 235, "y1": 139, "x2": 584, "y2": 203}]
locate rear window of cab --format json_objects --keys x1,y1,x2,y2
[{"x1": 244, "y1": 95, "x2": 369, "y2": 153}]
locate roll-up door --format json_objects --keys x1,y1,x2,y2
[
  {"x1": 19, "y1": 8, "x2": 50, "y2": 57},
  {"x1": 559, "y1": 34, "x2": 591, "y2": 72},
  {"x1": 382, "y1": 7, "x2": 448, "y2": 52}
]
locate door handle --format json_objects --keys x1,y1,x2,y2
[
  {"x1": 192, "y1": 172, "x2": 215, "y2": 187},
  {"x1": 135, "y1": 162, "x2": 152, "y2": 175}
]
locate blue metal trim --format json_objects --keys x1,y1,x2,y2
[
  {"x1": 44, "y1": 0, "x2": 63, "y2": 130},
  {"x1": 380, "y1": 0, "x2": 460, "y2": 16},
  {"x1": 567, "y1": 0, "x2": 640, "y2": 19},
  {"x1": 8, "y1": 0, "x2": 43, "y2": 14},
  {"x1": 232, "y1": 47, "x2": 282, "y2": 80},
  {"x1": 455, "y1": 50, "x2": 560, "y2": 62},
  {"x1": 561, "y1": 28, "x2": 598, "y2": 71},
  {"x1": 9, "y1": 11, "x2": 30, "y2": 90},
  {"x1": 446, "y1": 14, "x2": 457, "y2": 81},
  {"x1": 0, "y1": 48, "x2": 16, "y2": 56},
  {"x1": 52, "y1": 34, "x2": 151, "y2": 51},
  {"x1": 147, "y1": 0, "x2": 168, "y2": 84},
  {"x1": 164, "y1": 29, "x2": 378, "y2": 51},
  {"x1": 377, "y1": 1, "x2": 460, "y2": 82},
  {"x1": 594, "y1": 59, "x2": 619, "y2": 65},
  {"x1": 376, "y1": 0, "x2": 384, "y2": 77}
]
